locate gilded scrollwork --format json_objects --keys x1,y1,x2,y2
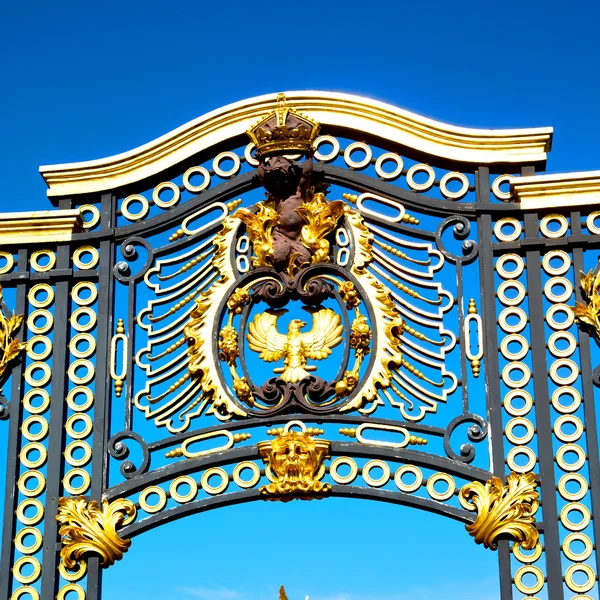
[
  {"x1": 258, "y1": 423, "x2": 331, "y2": 500},
  {"x1": 0, "y1": 284, "x2": 26, "y2": 387},
  {"x1": 56, "y1": 496, "x2": 136, "y2": 568},
  {"x1": 572, "y1": 268, "x2": 600, "y2": 337},
  {"x1": 459, "y1": 472, "x2": 540, "y2": 550}
]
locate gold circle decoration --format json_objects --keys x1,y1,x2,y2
[
  {"x1": 20, "y1": 442, "x2": 47, "y2": 469},
  {"x1": 170, "y1": 476, "x2": 198, "y2": 503},
  {"x1": 501, "y1": 362, "x2": 531, "y2": 389},
  {"x1": 560, "y1": 502, "x2": 591, "y2": 531},
  {"x1": 56, "y1": 584, "x2": 85, "y2": 600},
  {"x1": 59, "y1": 559, "x2": 87, "y2": 583},
  {"x1": 79, "y1": 204, "x2": 101, "y2": 229},
  {"x1": 544, "y1": 277, "x2": 573, "y2": 303},
  {"x1": 375, "y1": 153, "x2": 404, "y2": 180},
  {"x1": 243, "y1": 143, "x2": 259, "y2": 167},
  {"x1": 314, "y1": 136, "x2": 340, "y2": 163},
  {"x1": 500, "y1": 334, "x2": 529, "y2": 361},
  {"x1": 439, "y1": 172, "x2": 469, "y2": 200},
  {"x1": 406, "y1": 164, "x2": 435, "y2": 192},
  {"x1": 72, "y1": 281, "x2": 98, "y2": 306},
  {"x1": 232, "y1": 461, "x2": 261, "y2": 489},
  {"x1": 27, "y1": 310, "x2": 53, "y2": 334},
  {"x1": 69, "y1": 333, "x2": 97, "y2": 359},
  {"x1": 13, "y1": 556, "x2": 41, "y2": 584},
  {"x1": 201, "y1": 467, "x2": 229, "y2": 495},
  {"x1": 558, "y1": 473, "x2": 588, "y2": 502},
  {"x1": 71, "y1": 307, "x2": 97, "y2": 332},
  {"x1": 64, "y1": 441, "x2": 92, "y2": 467},
  {"x1": 213, "y1": 152, "x2": 240, "y2": 178},
  {"x1": 67, "y1": 359, "x2": 95, "y2": 385},
  {"x1": 330, "y1": 457, "x2": 359, "y2": 485},
  {"x1": 183, "y1": 166, "x2": 211, "y2": 193},
  {"x1": 26, "y1": 336, "x2": 52, "y2": 361},
  {"x1": 66, "y1": 387, "x2": 95, "y2": 412},
  {"x1": 121, "y1": 194, "x2": 149, "y2": 221},
  {"x1": 586, "y1": 210, "x2": 600, "y2": 234},
  {"x1": 21, "y1": 416, "x2": 49, "y2": 442},
  {"x1": 394, "y1": 465, "x2": 423, "y2": 493},
  {"x1": 497, "y1": 280, "x2": 526, "y2": 306},
  {"x1": 551, "y1": 386, "x2": 581, "y2": 414},
  {"x1": 362, "y1": 460, "x2": 391, "y2": 487},
  {"x1": 542, "y1": 250, "x2": 571, "y2": 276},
  {"x1": 562, "y1": 532, "x2": 593, "y2": 562},
  {"x1": 15, "y1": 527, "x2": 43, "y2": 555},
  {"x1": 493, "y1": 217, "x2": 522, "y2": 242},
  {"x1": 27, "y1": 335, "x2": 52, "y2": 360},
  {"x1": 65, "y1": 414, "x2": 93, "y2": 440},
  {"x1": 547, "y1": 331, "x2": 576, "y2": 358},
  {"x1": 491, "y1": 174, "x2": 515, "y2": 201},
  {"x1": 63, "y1": 468, "x2": 91, "y2": 495},
  {"x1": 28, "y1": 284, "x2": 54, "y2": 308},
  {"x1": 153, "y1": 181, "x2": 181, "y2": 208},
  {"x1": 556, "y1": 444, "x2": 586, "y2": 472},
  {"x1": 505, "y1": 417, "x2": 535, "y2": 445},
  {"x1": 426, "y1": 472, "x2": 456, "y2": 501},
  {"x1": 513, "y1": 565, "x2": 544, "y2": 595},
  {"x1": 16, "y1": 499, "x2": 44, "y2": 526},
  {"x1": 30, "y1": 250, "x2": 56, "y2": 273},
  {"x1": 344, "y1": 142, "x2": 372, "y2": 170},
  {"x1": 11, "y1": 587, "x2": 40, "y2": 600},
  {"x1": 0, "y1": 251, "x2": 14, "y2": 275},
  {"x1": 17, "y1": 471, "x2": 45, "y2": 498},
  {"x1": 540, "y1": 213, "x2": 569, "y2": 238},
  {"x1": 512, "y1": 541, "x2": 542, "y2": 564},
  {"x1": 73, "y1": 245, "x2": 99, "y2": 270},
  {"x1": 503, "y1": 390, "x2": 533, "y2": 417},
  {"x1": 506, "y1": 446, "x2": 537, "y2": 473},
  {"x1": 496, "y1": 254, "x2": 525, "y2": 279},
  {"x1": 139, "y1": 486, "x2": 167, "y2": 514},
  {"x1": 545, "y1": 304, "x2": 574, "y2": 330},
  {"x1": 549, "y1": 359, "x2": 579, "y2": 386},
  {"x1": 498, "y1": 307, "x2": 528, "y2": 333},
  {"x1": 24, "y1": 362, "x2": 52, "y2": 388},
  {"x1": 565, "y1": 564, "x2": 595, "y2": 594},
  {"x1": 554, "y1": 415, "x2": 584, "y2": 443}
]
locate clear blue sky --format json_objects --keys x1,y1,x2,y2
[{"x1": 1, "y1": 1, "x2": 599, "y2": 598}]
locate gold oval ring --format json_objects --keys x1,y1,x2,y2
[
  {"x1": 362, "y1": 460, "x2": 390, "y2": 488},
  {"x1": 232, "y1": 461, "x2": 261, "y2": 489},
  {"x1": 426, "y1": 472, "x2": 455, "y2": 501},
  {"x1": 201, "y1": 467, "x2": 229, "y2": 495},
  {"x1": 329, "y1": 457, "x2": 358, "y2": 485}
]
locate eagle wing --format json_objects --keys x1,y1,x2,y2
[
  {"x1": 301, "y1": 308, "x2": 344, "y2": 360},
  {"x1": 246, "y1": 311, "x2": 288, "y2": 362}
]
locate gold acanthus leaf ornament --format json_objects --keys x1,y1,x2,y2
[
  {"x1": 235, "y1": 201, "x2": 278, "y2": 268},
  {"x1": 56, "y1": 496, "x2": 136, "y2": 569},
  {"x1": 572, "y1": 268, "x2": 600, "y2": 335},
  {"x1": 459, "y1": 472, "x2": 540, "y2": 550},
  {"x1": 258, "y1": 425, "x2": 331, "y2": 500},
  {"x1": 0, "y1": 284, "x2": 26, "y2": 386}
]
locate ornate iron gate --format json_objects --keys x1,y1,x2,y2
[{"x1": 1, "y1": 91, "x2": 599, "y2": 599}]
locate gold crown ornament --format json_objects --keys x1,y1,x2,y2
[{"x1": 247, "y1": 93, "x2": 320, "y2": 157}]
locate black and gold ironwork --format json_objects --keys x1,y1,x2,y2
[{"x1": 1, "y1": 90, "x2": 599, "y2": 600}]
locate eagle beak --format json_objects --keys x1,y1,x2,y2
[{"x1": 300, "y1": 321, "x2": 306, "y2": 328}]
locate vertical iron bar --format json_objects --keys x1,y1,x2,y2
[
  {"x1": 0, "y1": 254, "x2": 27, "y2": 600},
  {"x1": 86, "y1": 193, "x2": 115, "y2": 600},
  {"x1": 570, "y1": 210, "x2": 600, "y2": 578},
  {"x1": 523, "y1": 212, "x2": 563, "y2": 600},
  {"x1": 476, "y1": 167, "x2": 513, "y2": 600},
  {"x1": 40, "y1": 244, "x2": 71, "y2": 600}
]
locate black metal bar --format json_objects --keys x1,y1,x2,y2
[
  {"x1": 40, "y1": 244, "x2": 71, "y2": 600},
  {"x1": 523, "y1": 212, "x2": 563, "y2": 600},
  {"x1": 86, "y1": 193, "x2": 116, "y2": 600},
  {"x1": 570, "y1": 210, "x2": 600, "y2": 579},
  {"x1": 0, "y1": 266, "x2": 27, "y2": 600}
]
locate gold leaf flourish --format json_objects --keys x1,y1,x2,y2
[
  {"x1": 57, "y1": 496, "x2": 136, "y2": 569},
  {"x1": 0, "y1": 284, "x2": 26, "y2": 385},
  {"x1": 459, "y1": 472, "x2": 540, "y2": 550},
  {"x1": 572, "y1": 268, "x2": 600, "y2": 334}
]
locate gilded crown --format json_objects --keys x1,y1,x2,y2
[{"x1": 247, "y1": 93, "x2": 320, "y2": 157}]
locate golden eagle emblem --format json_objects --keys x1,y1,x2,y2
[{"x1": 246, "y1": 308, "x2": 344, "y2": 383}]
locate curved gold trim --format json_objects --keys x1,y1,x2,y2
[{"x1": 39, "y1": 91, "x2": 553, "y2": 197}]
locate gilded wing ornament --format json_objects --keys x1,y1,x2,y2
[
  {"x1": 247, "y1": 308, "x2": 343, "y2": 383},
  {"x1": 235, "y1": 201, "x2": 278, "y2": 267}
]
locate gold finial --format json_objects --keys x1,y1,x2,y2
[{"x1": 279, "y1": 586, "x2": 289, "y2": 600}]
